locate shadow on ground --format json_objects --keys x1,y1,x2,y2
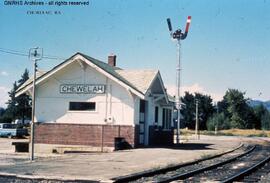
[
  {"x1": 172, "y1": 143, "x2": 215, "y2": 150},
  {"x1": 142, "y1": 143, "x2": 216, "y2": 151}
]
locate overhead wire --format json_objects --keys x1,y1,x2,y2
[
  {"x1": 0, "y1": 47, "x2": 67, "y2": 107},
  {"x1": 0, "y1": 47, "x2": 66, "y2": 61},
  {"x1": 0, "y1": 49, "x2": 28, "y2": 57}
]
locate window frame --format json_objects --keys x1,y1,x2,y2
[
  {"x1": 162, "y1": 108, "x2": 172, "y2": 130},
  {"x1": 68, "y1": 101, "x2": 97, "y2": 112},
  {"x1": 155, "y1": 106, "x2": 159, "y2": 125}
]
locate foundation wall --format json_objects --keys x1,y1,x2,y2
[{"x1": 34, "y1": 123, "x2": 135, "y2": 151}]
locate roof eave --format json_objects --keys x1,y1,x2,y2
[
  {"x1": 15, "y1": 53, "x2": 80, "y2": 97},
  {"x1": 15, "y1": 52, "x2": 146, "y2": 99}
]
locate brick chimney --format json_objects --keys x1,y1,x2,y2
[{"x1": 108, "y1": 54, "x2": 116, "y2": 67}]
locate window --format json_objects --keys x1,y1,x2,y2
[
  {"x1": 2, "y1": 124, "x2": 16, "y2": 129},
  {"x1": 155, "y1": 106, "x2": 159, "y2": 124},
  {"x1": 140, "y1": 100, "x2": 145, "y2": 113},
  {"x1": 69, "y1": 102, "x2": 96, "y2": 111},
  {"x1": 162, "y1": 108, "x2": 172, "y2": 129}
]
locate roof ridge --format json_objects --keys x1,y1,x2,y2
[
  {"x1": 79, "y1": 52, "x2": 122, "y2": 70},
  {"x1": 117, "y1": 69, "x2": 158, "y2": 71},
  {"x1": 116, "y1": 69, "x2": 159, "y2": 73}
]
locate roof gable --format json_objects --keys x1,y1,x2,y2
[
  {"x1": 147, "y1": 72, "x2": 169, "y2": 103},
  {"x1": 16, "y1": 53, "x2": 163, "y2": 99},
  {"x1": 16, "y1": 53, "x2": 78, "y2": 96}
]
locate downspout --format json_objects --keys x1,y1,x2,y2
[
  {"x1": 109, "y1": 84, "x2": 112, "y2": 116},
  {"x1": 105, "y1": 77, "x2": 108, "y2": 122}
]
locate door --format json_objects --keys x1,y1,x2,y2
[{"x1": 139, "y1": 100, "x2": 146, "y2": 145}]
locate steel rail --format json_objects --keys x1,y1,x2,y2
[
  {"x1": 221, "y1": 155, "x2": 270, "y2": 183},
  {"x1": 112, "y1": 143, "x2": 243, "y2": 183},
  {"x1": 157, "y1": 145, "x2": 256, "y2": 183}
]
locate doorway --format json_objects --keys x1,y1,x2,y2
[{"x1": 139, "y1": 100, "x2": 146, "y2": 145}]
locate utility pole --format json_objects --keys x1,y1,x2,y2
[
  {"x1": 167, "y1": 16, "x2": 191, "y2": 144},
  {"x1": 195, "y1": 99, "x2": 200, "y2": 139},
  {"x1": 29, "y1": 47, "x2": 42, "y2": 161}
]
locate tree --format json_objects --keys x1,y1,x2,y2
[
  {"x1": 0, "y1": 108, "x2": 5, "y2": 116},
  {"x1": 2, "y1": 69, "x2": 31, "y2": 123},
  {"x1": 194, "y1": 93, "x2": 215, "y2": 130},
  {"x1": 217, "y1": 100, "x2": 229, "y2": 116},
  {"x1": 253, "y1": 104, "x2": 268, "y2": 129},
  {"x1": 0, "y1": 107, "x2": 8, "y2": 123},
  {"x1": 261, "y1": 111, "x2": 270, "y2": 130},
  {"x1": 180, "y1": 92, "x2": 214, "y2": 130},
  {"x1": 230, "y1": 113, "x2": 245, "y2": 128},
  {"x1": 180, "y1": 92, "x2": 195, "y2": 129},
  {"x1": 207, "y1": 112, "x2": 230, "y2": 131},
  {"x1": 222, "y1": 89, "x2": 256, "y2": 129},
  {"x1": 4, "y1": 81, "x2": 19, "y2": 122},
  {"x1": 244, "y1": 106, "x2": 257, "y2": 129},
  {"x1": 16, "y1": 69, "x2": 31, "y2": 123}
]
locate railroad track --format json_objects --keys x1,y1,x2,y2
[
  {"x1": 113, "y1": 143, "x2": 251, "y2": 183},
  {"x1": 179, "y1": 145, "x2": 270, "y2": 183},
  {"x1": 113, "y1": 143, "x2": 270, "y2": 183},
  {"x1": 257, "y1": 161, "x2": 270, "y2": 183},
  {"x1": 221, "y1": 147, "x2": 270, "y2": 183}
]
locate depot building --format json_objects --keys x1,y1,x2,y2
[{"x1": 16, "y1": 52, "x2": 174, "y2": 152}]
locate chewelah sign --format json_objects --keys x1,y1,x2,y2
[{"x1": 60, "y1": 84, "x2": 105, "y2": 94}]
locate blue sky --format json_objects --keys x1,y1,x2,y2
[{"x1": 0, "y1": 0, "x2": 270, "y2": 107}]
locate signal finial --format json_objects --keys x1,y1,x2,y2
[
  {"x1": 185, "y1": 16, "x2": 191, "y2": 33},
  {"x1": 167, "y1": 18, "x2": 173, "y2": 32}
]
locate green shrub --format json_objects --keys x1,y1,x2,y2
[
  {"x1": 261, "y1": 111, "x2": 270, "y2": 130},
  {"x1": 0, "y1": 116, "x2": 12, "y2": 123},
  {"x1": 207, "y1": 112, "x2": 230, "y2": 131},
  {"x1": 247, "y1": 133, "x2": 267, "y2": 137}
]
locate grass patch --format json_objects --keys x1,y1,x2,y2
[
  {"x1": 200, "y1": 153, "x2": 214, "y2": 159},
  {"x1": 179, "y1": 128, "x2": 270, "y2": 137}
]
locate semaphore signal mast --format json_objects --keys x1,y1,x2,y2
[{"x1": 166, "y1": 16, "x2": 191, "y2": 144}]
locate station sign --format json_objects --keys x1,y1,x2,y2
[{"x1": 60, "y1": 84, "x2": 105, "y2": 94}]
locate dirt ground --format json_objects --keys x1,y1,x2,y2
[{"x1": 0, "y1": 135, "x2": 268, "y2": 182}]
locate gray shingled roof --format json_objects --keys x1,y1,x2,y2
[
  {"x1": 16, "y1": 53, "x2": 159, "y2": 96},
  {"x1": 81, "y1": 53, "x2": 158, "y2": 95},
  {"x1": 116, "y1": 70, "x2": 158, "y2": 94}
]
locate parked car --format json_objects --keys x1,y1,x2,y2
[
  {"x1": 0, "y1": 123, "x2": 28, "y2": 138},
  {"x1": 14, "y1": 119, "x2": 31, "y2": 126}
]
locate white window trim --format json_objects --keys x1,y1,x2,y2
[{"x1": 67, "y1": 101, "x2": 98, "y2": 113}]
